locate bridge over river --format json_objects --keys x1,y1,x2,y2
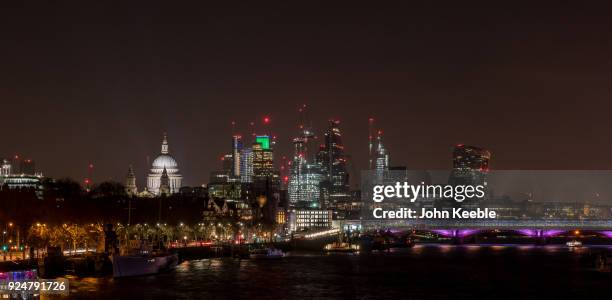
[{"x1": 336, "y1": 219, "x2": 612, "y2": 239}]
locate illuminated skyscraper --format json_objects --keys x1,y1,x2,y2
[
  {"x1": 252, "y1": 136, "x2": 275, "y2": 180},
  {"x1": 288, "y1": 162, "x2": 324, "y2": 208},
  {"x1": 232, "y1": 135, "x2": 242, "y2": 178},
  {"x1": 240, "y1": 148, "x2": 253, "y2": 183},
  {"x1": 374, "y1": 130, "x2": 389, "y2": 183},
  {"x1": 316, "y1": 120, "x2": 350, "y2": 207},
  {"x1": 449, "y1": 144, "x2": 491, "y2": 203},
  {"x1": 288, "y1": 125, "x2": 324, "y2": 207},
  {"x1": 289, "y1": 135, "x2": 306, "y2": 205},
  {"x1": 246, "y1": 132, "x2": 280, "y2": 224},
  {"x1": 452, "y1": 144, "x2": 490, "y2": 171}
]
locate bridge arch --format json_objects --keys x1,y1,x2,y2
[
  {"x1": 514, "y1": 229, "x2": 566, "y2": 237},
  {"x1": 432, "y1": 229, "x2": 480, "y2": 238}
]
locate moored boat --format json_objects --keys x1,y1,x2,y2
[
  {"x1": 249, "y1": 248, "x2": 284, "y2": 259},
  {"x1": 111, "y1": 252, "x2": 178, "y2": 277},
  {"x1": 324, "y1": 242, "x2": 359, "y2": 253}
]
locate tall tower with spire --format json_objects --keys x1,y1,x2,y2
[
  {"x1": 159, "y1": 167, "x2": 171, "y2": 196},
  {"x1": 125, "y1": 165, "x2": 138, "y2": 196},
  {"x1": 374, "y1": 130, "x2": 389, "y2": 182},
  {"x1": 288, "y1": 105, "x2": 324, "y2": 208},
  {"x1": 161, "y1": 133, "x2": 169, "y2": 154}
]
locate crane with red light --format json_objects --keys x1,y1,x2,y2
[{"x1": 84, "y1": 163, "x2": 94, "y2": 192}]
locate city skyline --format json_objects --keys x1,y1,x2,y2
[
  {"x1": 4, "y1": 102, "x2": 612, "y2": 188},
  {"x1": 3, "y1": 2, "x2": 612, "y2": 185},
  {"x1": 2, "y1": 3, "x2": 612, "y2": 298}
]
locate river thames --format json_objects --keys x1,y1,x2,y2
[{"x1": 48, "y1": 244, "x2": 612, "y2": 299}]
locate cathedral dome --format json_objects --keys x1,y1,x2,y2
[
  {"x1": 151, "y1": 154, "x2": 178, "y2": 173},
  {"x1": 147, "y1": 133, "x2": 183, "y2": 195}
]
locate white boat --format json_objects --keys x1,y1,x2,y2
[
  {"x1": 566, "y1": 240, "x2": 582, "y2": 247},
  {"x1": 112, "y1": 252, "x2": 179, "y2": 277},
  {"x1": 250, "y1": 248, "x2": 284, "y2": 259}
]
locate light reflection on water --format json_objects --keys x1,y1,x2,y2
[{"x1": 48, "y1": 244, "x2": 612, "y2": 299}]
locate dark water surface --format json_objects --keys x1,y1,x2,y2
[{"x1": 51, "y1": 244, "x2": 612, "y2": 299}]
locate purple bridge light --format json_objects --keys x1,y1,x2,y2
[
  {"x1": 598, "y1": 231, "x2": 612, "y2": 238},
  {"x1": 432, "y1": 229, "x2": 480, "y2": 238},
  {"x1": 432, "y1": 229, "x2": 572, "y2": 238},
  {"x1": 515, "y1": 229, "x2": 565, "y2": 237}
]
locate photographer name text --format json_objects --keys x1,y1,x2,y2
[{"x1": 372, "y1": 207, "x2": 497, "y2": 219}]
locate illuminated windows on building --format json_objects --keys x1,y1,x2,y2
[
  {"x1": 374, "y1": 131, "x2": 389, "y2": 183},
  {"x1": 316, "y1": 120, "x2": 350, "y2": 207},
  {"x1": 1, "y1": 159, "x2": 11, "y2": 176},
  {"x1": 240, "y1": 148, "x2": 253, "y2": 183},
  {"x1": 232, "y1": 135, "x2": 242, "y2": 178},
  {"x1": 252, "y1": 141, "x2": 274, "y2": 179},
  {"x1": 288, "y1": 163, "x2": 323, "y2": 208},
  {"x1": 0, "y1": 174, "x2": 44, "y2": 199},
  {"x1": 288, "y1": 209, "x2": 332, "y2": 232},
  {"x1": 276, "y1": 210, "x2": 286, "y2": 224}
]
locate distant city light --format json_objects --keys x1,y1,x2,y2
[{"x1": 255, "y1": 135, "x2": 271, "y2": 150}]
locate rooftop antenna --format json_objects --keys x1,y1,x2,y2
[
  {"x1": 263, "y1": 115, "x2": 271, "y2": 137},
  {"x1": 280, "y1": 155, "x2": 289, "y2": 189},
  {"x1": 298, "y1": 104, "x2": 315, "y2": 158},
  {"x1": 249, "y1": 121, "x2": 256, "y2": 142}
]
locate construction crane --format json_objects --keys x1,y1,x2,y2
[
  {"x1": 84, "y1": 163, "x2": 94, "y2": 192},
  {"x1": 368, "y1": 117, "x2": 375, "y2": 170}
]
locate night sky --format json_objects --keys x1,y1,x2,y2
[{"x1": 2, "y1": 2, "x2": 612, "y2": 188}]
